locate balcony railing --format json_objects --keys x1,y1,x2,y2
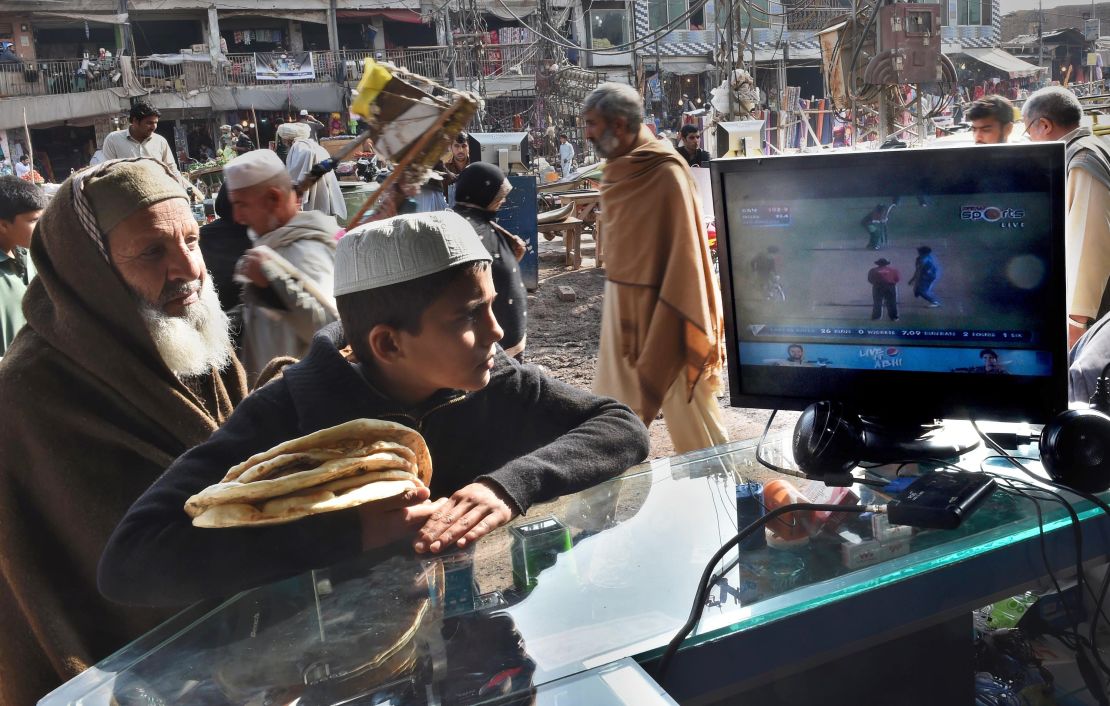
[
  {"x1": 0, "y1": 46, "x2": 541, "y2": 101},
  {"x1": 0, "y1": 57, "x2": 121, "y2": 98}
]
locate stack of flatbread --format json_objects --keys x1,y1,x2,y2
[{"x1": 185, "y1": 419, "x2": 432, "y2": 528}]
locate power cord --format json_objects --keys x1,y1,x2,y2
[
  {"x1": 972, "y1": 421, "x2": 1110, "y2": 702},
  {"x1": 654, "y1": 501, "x2": 882, "y2": 682},
  {"x1": 853, "y1": 446, "x2": 1109, "y2": 699},
  {"x1": 1090, "y1": 361, "x2": 1110, "y2": 411},
  {"x1": 868, "y1": 448, "x2": 1110, "y2": 691}
]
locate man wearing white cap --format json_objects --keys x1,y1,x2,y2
[
  {"x1": 278, "y1": 121, "x2": 347, "y2": 221},
  {"x1": 298, "y1": 109, "x2": 326, "y2": 141},
  {"x1": 223, "y1": 149, "x2": 340, "y2": 382}
]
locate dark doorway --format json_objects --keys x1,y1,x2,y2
[
  {"x1": 382, "y1": 20, "x2": 436, "y2": 49},
  {"x1": 302, "y1": 23, "x2": 330, "y2": 51},
  {"x1": 34, "y1": 26, "x2": 117, "y2": 59},
  {"x1": 132, "y1": 20, "x2": 204, "y2": 55},
  {"x1": 29, "y1": 124, "x2": 97, "y2": 181}
]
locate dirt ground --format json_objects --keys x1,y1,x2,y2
[{"x1": 525, "y1": 228, "x2": 798, "y2": 459}]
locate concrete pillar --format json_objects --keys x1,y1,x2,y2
[
  {"x1": 207, "y1": 7, "x2": 222, "y2": 60},
  {"x1": 372, "y1": 19, "x2": 385, "y2": 51},
  {"x1": 117, "y1": 0, "x2": 132, "y2": 54},
  {"x1": 93, "y1": 116, "x2": 115, "y2": 147},
  {"x1": 289, "y1": 21, "x2": 304, "y2": 52},
  {"x1": 327, "y1": 0, "x2": 340, "y2": 51}
]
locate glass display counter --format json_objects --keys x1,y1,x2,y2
[{"x1": 42, "y1": 434, "x2": 1110, "y2": 705}]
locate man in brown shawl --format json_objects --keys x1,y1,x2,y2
[
  {"x1": 0, "y1": 158, "x2": 247, "y2": 702},
  {"x1": 584, "y1": 83, "x2": 729, "y2": 453}
]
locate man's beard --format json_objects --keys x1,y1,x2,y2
[
  {"x1": 589, "y1": 128, "x2": 621, "y2": 159},
  {"x1": 137, "y1": 276, "x2": 233, "y2": 378},
  {"x1": 251, "y1": 213, "x2": 282, "y2": 238}
]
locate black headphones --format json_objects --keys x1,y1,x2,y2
[
  {"x1": 1040, "y1": 362, "x2": 1110, "y2": 492},
  {"x1": 792, "y1": 401, "x2": 866, "y2": 478},
  {"x1": 792, "y1": 401, "x2": 975, "y2": 480}
]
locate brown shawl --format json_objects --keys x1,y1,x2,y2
[
  {"x1": 0, "y1": 177, "x2": 247, "y2": 703},
  {"x1": 600, "y1": 126, "x2": 725, "y2": 423}
]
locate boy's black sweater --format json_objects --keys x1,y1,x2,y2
[{"x1": 99, "y1": 322, "x2": 650, "y2": 607}]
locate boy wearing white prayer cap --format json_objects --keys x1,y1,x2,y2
[
  {"x1": 223, "y1": 149, "x2": 341, "y2": 382},
  {"x1": 99, "y1": 211, "x2": 650, "y2": 606}
]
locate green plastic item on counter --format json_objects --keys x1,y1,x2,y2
[
  {"x1": 986, "y1": 591, "x2": 1038, "y2": 629},
  {"x1": 510, "y1": 516, "x2": 573, "y2": 592}
]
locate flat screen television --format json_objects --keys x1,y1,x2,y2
[
  {"x1": 468, "y1": 132, "x2": 531, "y2": 174},
  {"x1": 710, "y1": 143, "x2": 1068, "y2": 425}
]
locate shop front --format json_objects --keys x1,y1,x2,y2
[
  {"x1": 952, "y1": 46, "x2": 1047, "y2": 102},
  {"x1": 29, "y1": 122, "x2": 97, "y2": 180}
]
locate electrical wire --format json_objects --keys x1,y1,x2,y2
[
  {"x1": 494, "y1": 0, "x2": 712, "y2": 56},
  {"x1": 973, "y1": 422, "x2": 1110, "y2": 694},
  {"x1": 862, "y1": 445, "x2": 1110, "y2": 688},
  {"x1": 860, "y1": 446, "x2": 1110, "y2": 695},
  {"x1": 991, "y1": 477, "x2": 1109, "y2": 703},
  {"x1": 987, "y1": 473, "x2": 1110, "y2": 699},
  {"x1": 653, "y1": 501, "x2": 881, "y2": 681}
]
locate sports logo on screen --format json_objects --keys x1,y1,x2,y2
[{"x1": 960, "y1": 205, "x2": 1026, "y2": 228}]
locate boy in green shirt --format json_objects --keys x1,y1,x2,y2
[{"x1": 0, "y1": 176, "x2": 45, "y2": 355}]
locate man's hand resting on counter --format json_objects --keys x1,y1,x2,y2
[{"x1": 414, "y1": 480, "x2": 517, "y2": 554}]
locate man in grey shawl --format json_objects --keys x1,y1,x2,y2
[{"x1": 224, "y1": 149, "x2": 339, "y2": 382}]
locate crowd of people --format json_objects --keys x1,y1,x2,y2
[
  {"x1": 0, "y1": 81, "x2": 730, "y2": 703},
  {"x1": 2, "y1": 73, "x2": 1108, "y2": 702}
]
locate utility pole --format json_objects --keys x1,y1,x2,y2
[
  {"x1": 648, "y1": 0, "x2": 666, "y2": 127},
  {"x1": 444, "y1": 4, "x2": 457, "y2": 88},
  {"x1": 1038, "y1": 0, "x2": 1045, "y2": 74},
  {"x1": 850, "y1": 0, "x2": 857, "y2": 148},
  {"x1": 725, "y1": 0, "x2": 735, "y2": 120}
]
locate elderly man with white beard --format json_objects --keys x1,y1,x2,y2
[{"x1": 0, "y1": 158, "x2": 248, "y2": 704}]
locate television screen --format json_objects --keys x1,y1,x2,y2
[
  {"x1": 468, "y1": 132, "x2": 531, "y2": 173},
  {"x1": 711, "y1": 143, "x2": 1068, "y2": 423}
]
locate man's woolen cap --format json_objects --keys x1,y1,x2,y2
[
  {"x1": 875, "y1": 258, "x2": 891, "y2": 266},
  {"x1": 82, "y1": 158, "x2": 187, "y2": 235},
  {"x1": 335, "y1": 211, "x2": 491, "y2": 296}
]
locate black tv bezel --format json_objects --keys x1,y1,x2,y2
[{"x1": 710, "y1": 143, "x2": 1069, "y2": 424}]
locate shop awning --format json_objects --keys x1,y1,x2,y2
[
  {"x1": 208, "y1": 83, "x2": 345, "y2": 112},
  {"x1": 751, "y1": 45, "x2": 822, "y2": 62},
  {"x1": 659, "y1": 60, "x2": 714, "y2": 74},
  {"x1": 961, "y1": 48, "x2": 1047, "y2": 78},
  {"x1": 337, "y1": 9, "x2": 423, "y2": 23},
  {"x1": 220, "y1": 10, "x2": 328, "y2": 24},
  {"x1": 484, "y1": 0, "x2": 538, "y2": 20},
  {"x1": 36, "y1": 11, "x2": 129, "y2": 25},
  {"x1": 0, "y1": 90, "x2": 125, "y2": 131}
]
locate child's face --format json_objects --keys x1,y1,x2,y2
[
  {"x1": 394, "y1": 266, "x2": 503, "y2": 399},
  {"x1": 0, "y1": 209, "x2": 42, "y2": 253}
]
